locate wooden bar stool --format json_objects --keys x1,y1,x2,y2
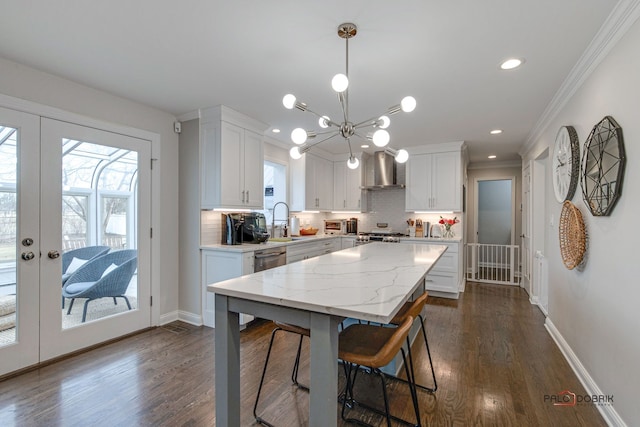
[
  {"x1": 253, "y1": 321, "x2": 310, "y2": 427},
  {"x1": 339, "y1": 315, "x2": 421, "y2": 427},
  {"x1": 388, "y1": 291, "x2": 437, "y2": 393}
]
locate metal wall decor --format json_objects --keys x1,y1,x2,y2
[
  {"x1": 580, "y1": 116, "x2": 626, "y2": 216},
  {"x1": 559, "y1": 201, "x2": 587, "y2": 270}
]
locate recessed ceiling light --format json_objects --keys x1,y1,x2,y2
[
  {"x1": 272, "y1": 128, "x2": 281, "y2": 133},
  {"x1": 488, "y1": 155, "x2": 497, "y2": 159},
  {"x1": 490, "y1": 129, "x2": 502, "y2": 135},
  {"x1": 500, "y1": 58, "x2": 524, "y2": 70},
  {"x1": 361, "y1": 144, "x2": 370, "y2": 148}
]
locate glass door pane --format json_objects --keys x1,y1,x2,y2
[
  {"x1": 0, "y1": 107, "x2": 40, "y2": 376},
  {"x1": 40, "y1": 118, "x2": 150, "y2": 361},
  {"x1": 0, "y1": 127, "x2": 17, "y2": 346}
]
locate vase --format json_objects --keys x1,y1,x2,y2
[{"x1": 443, "y1": 227, "x2": 455, "y2": 238}]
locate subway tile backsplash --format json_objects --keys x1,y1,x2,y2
[{"x1": 201, "y1": 187, "x2": 463, "y2": 243}]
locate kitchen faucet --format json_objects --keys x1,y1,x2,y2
[{"x1": 271, "y1": 201, "x2": 289, "y2": 238}]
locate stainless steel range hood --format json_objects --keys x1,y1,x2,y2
[{"x1": 362, "y1": 151, "x2": 405, "y2": 189}]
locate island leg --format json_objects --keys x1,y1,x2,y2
[
  {"x1": 215, "y1": 294, "x2": 240, "y2": 427},
  {"x1": 309, "y1": 313, "x2": 341, "y2": 427}
]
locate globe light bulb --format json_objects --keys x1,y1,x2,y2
[
  {"x1": 282, "y1": 94, "x2": 296, "y2": 109},
  {"x1": 372, "y1": 129, "x2": 390, "y2": 147},
  {"x1": 291, "y1": 128, "x2": 308, "y2": 145},
  {"x1": 331, "y1": 73, "x2": 349, "y2": 93},
  {"x1": 319, "y1": 116, "x2": 330, "y2": 128},
  {"x1": 347, "y1": 156, "x2": 360, "y2": 169},
  {"x1": 289, "y1": 146, "x2": 302, "y2": 160},
  {"x1": 400, "y1": 96, "x2": 416, "y2": 113},
  {"x1": 377, "y1": 115, "x2": 390, "y2": 129},
  {"x1": 395, "y1": 149, "x2": 409, "y2": 163}
]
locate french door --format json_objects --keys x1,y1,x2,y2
[{"x1": 0, "y1": 109, "x2": 151, "y2": 375}]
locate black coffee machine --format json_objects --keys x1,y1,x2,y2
[
  {"x1": 222, "y1": 213, "x2": 244, "y2": 245},
  {"x1": 241, "y1": 212, "x2": 270, "y2": 243}
]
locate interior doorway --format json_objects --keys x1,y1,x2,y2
[
  {"x1": 467, "y1": 175, "x2": 520, "y2": 285},
  {"x1": 477, "y1": 179, "x2": 514, "y2": 245}
]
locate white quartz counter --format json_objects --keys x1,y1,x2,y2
[
  {"x1": 208, "y1": 242, "x2": 447, "y2": 323},
  {"x1": 201, "y1": 234, "x2": 343, "y2": 253}
]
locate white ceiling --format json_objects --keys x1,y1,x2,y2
[{"x1": 0, "y1": 0, "x2": 619, "y2": 164}]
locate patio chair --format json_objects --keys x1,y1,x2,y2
[
  {"x1": 62, "y1": 246, "x2": 111, "y2": 284},
  {"x1": 62, "y1": 249, "x2": 138, "y2": 322},
  {"x1": 61, "y1": 246, "x2": 110, "y2": 308}
]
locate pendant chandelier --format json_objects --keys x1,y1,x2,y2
[{"x1": 283, "y1": 23, "x2": 415, "y2": 169}]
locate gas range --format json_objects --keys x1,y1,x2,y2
[{"x1": 356, "y1": 231, "x2": 408, "y2": 244}]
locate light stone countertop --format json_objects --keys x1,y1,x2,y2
[
  {"x1": 201, "y1": 234, "x2": 460, "y2": 253},
  {"x1": 200, "y1": 234, "x2": 345, "y2": 252},
  {"x1": 208, "y1": 242, "x2": 447, "y2": 323}
]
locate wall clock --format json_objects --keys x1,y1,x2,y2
[{"x1": 552, "y1": 125, "x2": 580, "y2": 203}]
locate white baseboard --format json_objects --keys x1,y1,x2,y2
[
  {"x1": 545, "y1": 318, "x2": 627, "y2": 427},
  {"x1": 177, "y1": 310, "x2": 203, "y2": 326},
  {"x1": 159, "y1": 310, "x2": 179, "y2": 325}
]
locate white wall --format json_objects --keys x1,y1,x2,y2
[
  {"x1": 522, "y1": 17, "x2": 640, "y2": 425},
  {"x1": 178, "y1": 119, "x2": 201, "y2": 322},
  {"x1": 0, "y1": 56, "x2": 180, "y2": 321}
]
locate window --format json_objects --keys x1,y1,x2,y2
[{"x1": 262, "y1": 160, "x2": 287, "y2": 227}]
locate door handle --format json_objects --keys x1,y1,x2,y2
[
  {"x1": 48, "y1": 250, "x2": 60, "y2": 259},
  {"x1": 246, "y1": 190, "x2": 249, "y2": 203},
  {"x1": 21, "y1": 252, "x2": 35, "y2": 261}
]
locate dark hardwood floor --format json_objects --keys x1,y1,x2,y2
[{"x1": 0, "y1": 283, "x2": 606, "y2": 426}]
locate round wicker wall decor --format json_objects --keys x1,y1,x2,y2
[{"x1": 559, "y1": 201, "x2": 587, "y2": 269}]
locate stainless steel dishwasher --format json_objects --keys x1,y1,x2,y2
[{"x1": 254, "y1": 246, "x2": 287, "y2": 272}]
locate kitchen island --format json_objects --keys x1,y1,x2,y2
[{"x1": 209, "y1": 242, "x2": 447, "y2": 427}]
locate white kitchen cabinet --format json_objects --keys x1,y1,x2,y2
[
  {"x1": 200, "y1": 106, "x2": 268, "y2": 209},
  {"x1": 201, "y1": 249, "x2": 255, "y2": 327},
  {"x1": 333, "y1": 159, "x2": 364, "y2": 211},
  {"x1": 400, "y1": 239, "x2": 463, "y2": 298},
  {"x1": 341, "y1": 236, "x2": 356, "y2": 249},
  {"x1": 405, "y1": 151, "x2": 461, "y2": 212},
  {"x1": 286, "y1": 238, "x2": 338, "y2": 263},
  {"x1": 290, "y1": 153, "x2": 334, "y2": 211}
]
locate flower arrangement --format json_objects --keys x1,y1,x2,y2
[{"x1": 439, "y1": 216, "x2": 459, "y2": 238}]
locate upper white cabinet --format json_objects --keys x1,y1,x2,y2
[
  {"x1": 200, "y1": 106, "x2": 268, "y2": 209},
  {"x1": 406, "y1": 147, "x2": 462, "y2": 212},
  {"x1": 290, "y1": 153, "x2": 334, "y2": 211},
  {"x1": 333, "y1": 158, "x2": 364, "y2": 211}
]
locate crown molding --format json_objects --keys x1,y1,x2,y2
[
  {"x1": 520, "y1": 0, "x2": 640, "y2": 158},
  {"x1": 467, "y1": 160, "x2": 522, "y2": 170}
]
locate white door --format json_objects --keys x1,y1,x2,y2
[
  {"x1": 39, "y1": 118, "x2": 151, "y2": 361},
  {"x1": 0, "y1": 107, "x2": 40, "y2": 375}
]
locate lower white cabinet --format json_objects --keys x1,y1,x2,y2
[
  {"x1": 201, "y1": 249, "x2": 255, "y2": 328},
  {"x1": 286, "y1": 239, "x2": 338, "y2": 263},
  {"x1": 400, "y1": 240, "x2": 463, "y2": 298},
  {"x1": 341, "y1": 236, "x2": 356, "y2": 249}
]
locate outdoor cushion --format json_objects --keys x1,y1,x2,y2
[{"x1": 66, "y1": 257, "x2": 88, "y2": 274}]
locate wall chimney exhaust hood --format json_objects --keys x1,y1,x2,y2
[{"x1": 362, "y1": 151, "x2": 406, "y2": 190}]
